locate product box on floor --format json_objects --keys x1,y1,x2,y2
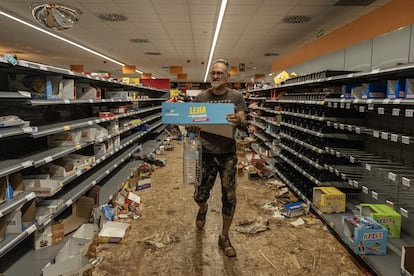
[
  {"x1": 313, "y1": 187, "x2": 345, "y2": 213},
  {"x1": 360, "y1": 203, "x2": 401, "y2": 238},
  {"x1": 162, "y1": 102, "x2": 235, "y2": 138},
  {"x1": 98, "y1": 221, "x2": 130, "y2": 243},
  {"x1": 401, "y1": 246, "x2": 414, "y2": 276},
  {"x1": 282, "y1": 201, "x2": 308, "y2": 218},
  {"x1": 341, "y1": 215, "x2": 388, "y2": 255}
]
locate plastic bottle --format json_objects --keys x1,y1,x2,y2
[{"x1": 183, "y1": 131, "x2": 202, "y2": 186}]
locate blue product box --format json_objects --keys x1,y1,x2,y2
[
  {"x1": 282, "y1": 201, "x2": 307, "y2": 218},
  {"x1": 162, "y1": 102, "x2": 234, "y2": 125},
  {"x1": 361, "y1": 81, "x2": 387, "y2": 99},
  {"x1": 342, "y1": 85, "x2": 352, "y2": 99},
  {"x1": 399, "y1": 78, "x2": 414, "y2": 99},
  {"x1": 341, "y1": 215, "x2": 388, "y2": 255},
  {"x1": 387, "y1": 79, "x2": 405, "y2": 99}
]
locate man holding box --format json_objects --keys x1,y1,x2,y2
[{"x1": 190, "y1": 59, "x2": 247, "y2": 257}]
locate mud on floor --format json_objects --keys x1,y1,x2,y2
[{"x1": 94, "y1": 140, "x2": 365, "y2": 276}]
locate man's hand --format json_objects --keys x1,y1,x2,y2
[{"x1": 226, "y1": 113, "x2": 242, "y2": 126}]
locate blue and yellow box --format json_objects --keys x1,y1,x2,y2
[
  {"x1": 360, "y1": 203, "x2": 401, "y2": 238},
  {"x1": 341, "y1": 215, "x2": 388, "y2": 255}
]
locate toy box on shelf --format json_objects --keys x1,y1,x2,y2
[
  {"x1": 360, "y1": 203, "x2": 401, "y2": 238},
  {"x1": 341, "y1": 215, "x2": 388, "y2": 255},
  {"x1": 313, "y1": 187, "x2": 345, "y2": 213}
]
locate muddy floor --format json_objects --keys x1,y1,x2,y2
[{"x1": 94, "y1": 140, "x2": 366, "y2": 276}]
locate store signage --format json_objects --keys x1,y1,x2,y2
[
  {"x1": 70, "y1": 64, "x2": 84, "y2": 72},
  {"x1": 122, "y1": 65, "x2": 136, "y2": 74},
  {"x1": 177, "y1": 73, "x2": 187, "y2": 80},
  {"x1": 170, "y1": 66, "x2": 183, "y2": 74}
]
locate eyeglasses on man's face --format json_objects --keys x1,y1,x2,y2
[{"x1": 210, "y1": 71, "x2": 226, "y2": 77}]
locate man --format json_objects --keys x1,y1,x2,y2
[{"x1": 192, "y1": 59, "x2": 248, "y2": 257}]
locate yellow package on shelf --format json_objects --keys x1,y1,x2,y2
[{"x1": 313, "y1": 187, "x2": 346, "y2": 213}]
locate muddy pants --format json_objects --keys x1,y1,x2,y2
[{"x1": 194, "y1": 152, "x2": 237, "y2": 216}]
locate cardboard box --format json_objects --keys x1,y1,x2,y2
[
  {"x1": 8, "y1": 74, "x2": 63, "y2": 100},
  {"x1": 401, "y1": 246, "x2": 414, "y2": 276},
  {"x1": 94, "y1": 142, "x2": 109, "y2": 158},
  {"x1": 42, "y1": 162, "x2": 74, "y2": 177},
  {"x1": 136, "y1": 178, "x2": 151, "y2": 191},
  {"x1": 34, "y1": 222, "x2": 64, "y2": 249},
  {"x1": 8, "y1": 173, "x2": 25, "y2": 197},
  {"x1": 360, "y1": 204, "x2": 401, "y2": 238},
  {"x1": 0, "y1": 176, "x2": 7, "y2": 204},
  {"x1": 313, "y1": 187, "x2": 346, "y2": 213},
  {"x1": 397, "y1": 78, "x2": 414, "y2": 99},
  {"x1": 23, "y1": 174, "x2": 63, "y2": 197},
  {"x1": 42, "y1": 223, "x2": 97, "y2": 276},
  {"x1": 105, "y1": 91, "x2": 130, "y2": 100},
  {"x1": 61, "y1": 79, "x2": 76, "y2": 100},
  {"x1": 0, "y1": 216, "x2": 6, "y2": 243},
  {"x1": 341, "y1": 215, "x2": 388, "y2": 255},
  {"x1": 98, "y1": 221, "x2": 130, "y2": 243},
  {"x1": 63, "y1": 196, "x2": 95, "y2": 235},
  {"x1": 80, "y1": 127, "x2": 97, "y2": 143},
  {"x1": 47, "y1": 130, "x2": 81, "y2": 147},
  {"x1": 63, "y1": 154, "x2": 95, "y2": 171},
  {"x1": 75, "y1": 83, "x2": 101, "y2": 100},
  {"x1": 162, "y1": 102, "x2": 235, "y2": 138},
  {"x1": 6, "y1": 210, "x2": 22, "y2": 234},
  {"x1": 21, "y1": 200, "x2": 36, "y2": 230},
  {"x1": 282, "y1": 201, "x2": 308, "y2": 218},
  {"x1": 386, "y1": 79, "x2": 404, "y2": 99}
]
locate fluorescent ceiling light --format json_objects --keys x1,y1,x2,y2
[
  {"x1": 203, "y1": 0, "x2": 228, "y2": 82},
  {"x1": 0, "y1": 10, "x2": 144, "y2": 75}
]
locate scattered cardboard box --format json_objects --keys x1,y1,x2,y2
[
  {"x1": 6, "y1": 210, "x2": 22, "y2": 234},
  {"x1": 47, "y1": 131, "x2": 81, "y2": 147},
  {"x1": 8, "y1": 173, "x2": 25, "y2": 197},
  {"x1": 98, "y1": 221, "x2": 130, "y2": 243},
  {"x1": 21, "y1": 200, "x2": 36, "y2": 230}
]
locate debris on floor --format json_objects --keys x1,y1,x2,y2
[{"x1": 235, "y1": 217, "x2": 269, "y2": 234}]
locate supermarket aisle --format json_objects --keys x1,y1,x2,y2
[{"x1": 94, "y1": 140, "x2": 365, "y2": 276}]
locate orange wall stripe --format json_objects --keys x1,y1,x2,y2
[{"x1": 271, "y1": 0, "x2": 414, "y2": 73}]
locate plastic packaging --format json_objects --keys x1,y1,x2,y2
[{"x1": 183, "y1": 131, "x2": 202, "y2": 186}]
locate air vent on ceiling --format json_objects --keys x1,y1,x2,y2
[
  {"x1": 129, "y1": 38, "x2": 149, "y2": 43},
  {"x1": 283, "y1": 15, "x2": 311, "y2": 24},
  {"x1": 334, "y1": 0, "x2": 376, "y2": 6},
  {"x1": 264, "y1": 53, "x2": 279, "y2": 57},
  {"x1": 98, "y1": 13, "x2": 127, "y2": 22},
  {"x1": 144, "y1": 52, "x2": 161, "y2": 56}
]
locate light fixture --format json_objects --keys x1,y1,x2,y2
[
  {"x1": 203, "y1": 0, "x2": 228, "y2": 82},
  {"x1": 31, "y1": 3, "x2": 81, "y2": 30},
  {"x1": 0, "y1": 9, "x2": 144, "y2": 75}
]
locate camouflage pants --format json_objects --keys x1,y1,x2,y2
[{"x1": 194, "y1": 152, "x2": 237, "y2": 216}]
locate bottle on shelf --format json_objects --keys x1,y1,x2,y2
[{"x1": 183, "y1": 131, "x2": 202, "y2": 186}]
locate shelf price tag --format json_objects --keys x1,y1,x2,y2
[
  {"x1": 329, "y1": 221, "x2": 335, "y2": 228},
  {"x1": 21, "y1": 160, "x2": 32, "y2": 168},
  {"x1": 368, "y1": 103, "x2": 374, "y2": 111},
  {"x1": 405, "y1": 109, "x2": 414, "y2": 118},
  {"x1": 400, "y1": 208, "x2": 408, "y2": 218},
  {"x1": 328, "y1": 102, "x2": 332, "y2": 107},
  {"x1": 402, "y1": 177, "x2": 411, "y2": 188},
  {"x1": 348, "y1": 179, "x2": 353, "y2": 186},
  {"x1": 65, "y1": 199, "x2": 73, "y2": 207},
  {"x1": 362, "y1": 186, "x2": 369, "y2": 194},
  {"x1": 353, "y1": 180, "x2": 359, "y2": 188},
  {"x1": 377, "y1": 107, "x2": 385, "y2": 115},
  {"x1": 44, "y1": 156, "x2": 53, "y2": 163},
  {"x1": 392, "y1": 108, "x2": 400, "y2": 116},
  {"x1": 402, "y1": 136, "x2": 410, "y2": 145},
  {"x1": 355, "y1": 127, "x2": 361, "y2": 134},
  {"x1": 350, "y1": 156, "x2": 355, "y2": 163},
  {"x1": 388, "y1": 172, "x2": 397, "y2": 182},
  {"x1": 340, "y1": 173, "x2": 346, "y2": 180},
  {"x1": 371, "y1": 191, "x2": 378, "y2": 200},
  {"x1": 333, "y1": 102, "x2": 338, "y2": 108},
  {"x1": 381, "y1": 132, "x2": 388, "y2": 140},
  {"x1": 359, "y1": 106, "x2": 365, "y2": 113},
  {"x1": 391, "y1": 134, "x2": 398, "y2": 142},
  {"x1": 63, "y1": 125, "x2": 71, "y2": 131},
  {"x1": 385, "y1": 200, "x2": 394, "y2": 209},
  {"x1": 373, "y1": 130, "x2": 380, "y2": 138},
  {"x1": 365, "y1": 164, "x2": 371, "y2": 171},
  {"x1": 340, "y1": 102, "x2": 345, "y2": 109},
  {"x1": 25, "y1": 193, "x2": 36, "y2": 201},
  {"x1": 339, "y1": 124, "x2": 344, "y2": 130},
  {"x1": 27, "y1": 224, "x2": 37, "y2": 235},
  {"x1": 346, "y1": 103, "x2": 351, "y2": 109},
  {"x1": 348, "y1": 125, "x2": 353, "y2": 131},
  {"x1": 334, "y1": 123, "x2": 338, "y2": 129}
]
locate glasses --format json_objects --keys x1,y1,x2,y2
[{"x1": 210, "y1": 71, "x2": 226, "y2": 76}]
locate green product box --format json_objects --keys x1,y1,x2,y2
[{"x1": 360, "y1": 204, "x2": 401, "y2": 238}]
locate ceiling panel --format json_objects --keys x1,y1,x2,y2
[{"x1": 0, "y1": 0, "x2": 392, "y2": 83}]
